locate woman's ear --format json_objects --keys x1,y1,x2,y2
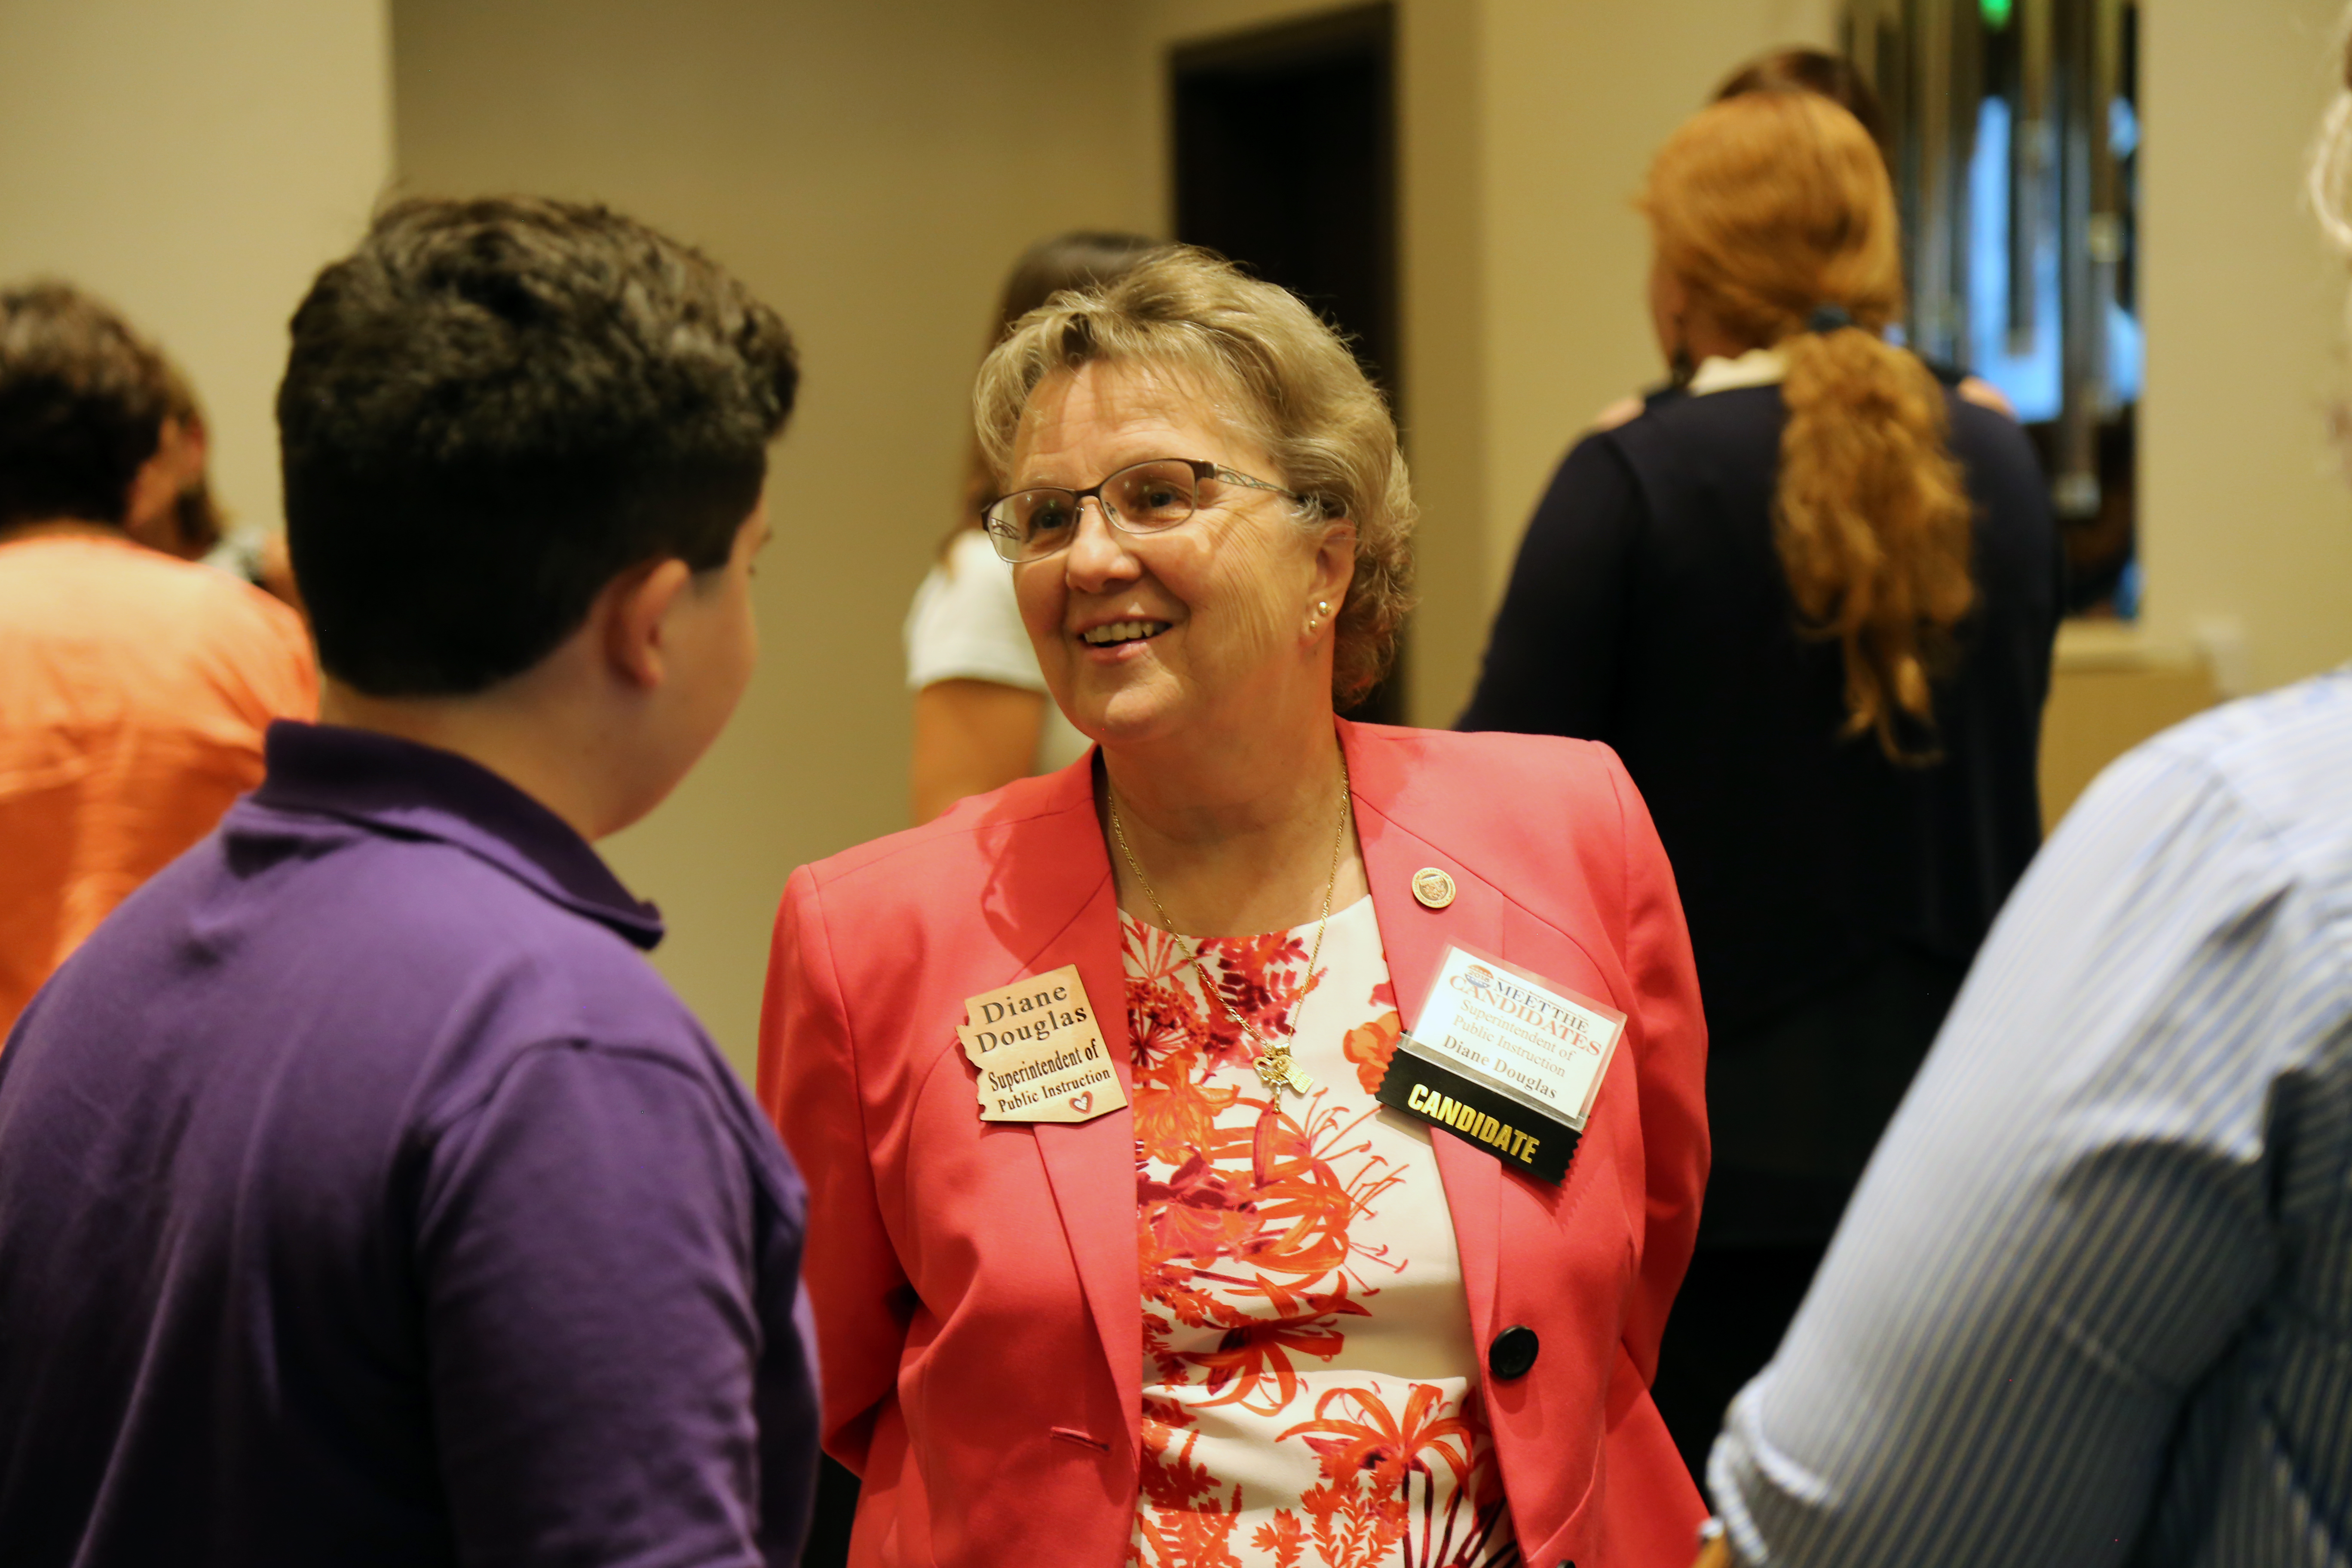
[
  {"x1": 1314, "y1": 519, "x2": 1359, "y2": 605},
  {"x1": 600, "y1": 557, "x2": 694, "y2": 690}
]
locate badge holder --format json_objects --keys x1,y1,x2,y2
[{"x1": 1372, "y1": 943, "x2": 1623, "y2": 1184}]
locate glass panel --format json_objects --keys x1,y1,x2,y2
[{"x1": 1849, "y1": 0, "x2": 2141, "y2": 618}]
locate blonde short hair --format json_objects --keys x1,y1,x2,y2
[{"x1": 973, "y1": 245, "x2": 1415, "y2": 704}]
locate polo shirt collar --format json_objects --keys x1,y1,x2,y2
[{"x1": 251, "y1": 721, "x2": 666, "y2": 950}]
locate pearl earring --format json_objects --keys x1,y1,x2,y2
[{"x1": 1306, "y1": 599, "x2": 1330, "y2": 636}]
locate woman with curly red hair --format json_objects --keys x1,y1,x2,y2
[{"x1": 1461, "y1": 89, "x2": 2063, "y2": 1476}]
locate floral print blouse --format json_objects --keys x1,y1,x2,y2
[{"x1": 1124, "y1": 896, "x2": 1517, "y2": 1568}]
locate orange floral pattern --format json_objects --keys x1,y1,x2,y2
[{"x1": 1125, "y1": 898, "x2": 1517, "y2": 1568}]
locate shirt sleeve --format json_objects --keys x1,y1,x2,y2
[
  {"x1": 1707, "y1": 733, "x2": 2332, "y2": 1566},
  {"x1": 1457, "y1": 433, "x2": 1641, "y2": 738},
  {"x1": 417, "y1": 1041, "x2": 814, "y2": 1568},
  {"x1": 903, "y1": 529, "x2": 1047, "y2": 694}
]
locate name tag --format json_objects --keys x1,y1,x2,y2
[
  {"x1": 1374, "y1": 944, "x2": 1623, "y2": 1183},
  {"x1": 957, "y1": 965, "x2": 1127, "y2": 1124}
]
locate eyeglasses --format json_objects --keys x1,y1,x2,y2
[{"x1": 979, "y1": 457, "x2": 1305, "y2": 564}]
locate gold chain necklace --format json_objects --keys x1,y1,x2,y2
[{"x1": 1108, "y1": 756, "x2": 1353, "y2": 1098}]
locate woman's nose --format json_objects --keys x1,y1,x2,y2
[{"x1": 1063, "y1": 496, "x2": 1140, "y2": 589}]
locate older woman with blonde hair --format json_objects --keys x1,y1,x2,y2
[
  {"x1": 1462, "y1": 91, "x2": 2061, "y2": 1478},
  {"x1": 761, "y1": 246, "x2": 1710, "y2": 1567}
]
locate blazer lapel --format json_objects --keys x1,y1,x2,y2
[
  {"x1": 1341, "y1": 721, "x2": 1506, "y2": 1353},
  {"x1": 977, "y1": 765, "x2": 1144, "y2": 1455},
  {"x1": 1009, "y1": 724, "x2": 1538, "y2": 1442}
]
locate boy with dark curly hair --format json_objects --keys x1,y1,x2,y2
[{"x1": 0, "y1": 199, "x2": 818, "y2": 1567}]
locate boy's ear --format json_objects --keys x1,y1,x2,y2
[{"x1": 601, "y1": 557, "x2": 693, "y2": 689}]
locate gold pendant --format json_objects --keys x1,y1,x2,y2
[{"x1": 1257, "y1": 1052, "x2": 1313, "y2": 1096}]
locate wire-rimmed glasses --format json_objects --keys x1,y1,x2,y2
[{"x1": 979, "y1": 457, "x2": 1303, "y2": 565}]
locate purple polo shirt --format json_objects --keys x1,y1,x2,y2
[{"x1": 0, "y1": 722, "x2": 817, "y2": 1567}]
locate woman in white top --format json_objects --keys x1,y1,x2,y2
[{"x1": 905, "y1": 230, "x2": 1159, "y2": 821}]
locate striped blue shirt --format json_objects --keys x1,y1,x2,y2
[{"x1": 1709, "y1": 668, "x2": 2352, "y2": 1566}]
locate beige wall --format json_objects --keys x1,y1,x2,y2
[
  {"x1": 2138, "y1": 0, "x2": 2352, "y2": 695},
  {"x1": 1397, "y1": 0, "x2": 1494, "y2": 725},
  {"x1": 393, "y1": 0, "x2": 1156, "y2": 1076},
  {"x1": 0, "y1": 0, "x2": 392, "y2": 543}
]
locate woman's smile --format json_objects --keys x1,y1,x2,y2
[{"x1": 1077, "y1": 616, "x2": 1174, "y2": 652}]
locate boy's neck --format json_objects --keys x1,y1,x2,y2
[{"x1": 318, "y1": 677, "x2": 615, "y2": 843}]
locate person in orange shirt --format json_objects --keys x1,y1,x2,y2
[{"x1": 0, "y1": 282, "x2": 316, "y2": 1036}]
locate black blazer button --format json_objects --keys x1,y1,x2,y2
[{"x1": 1488, "y1": 1324, "x2": 1539, "y2": 1380}]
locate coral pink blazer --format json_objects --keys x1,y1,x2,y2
[{"x1": 757, "y1": 720, "x2": 1709, "y2": 1568}]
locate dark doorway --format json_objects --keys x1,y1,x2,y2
[{"x1": 1171, "y1": 4, "x2": 1405, "y2": 723}]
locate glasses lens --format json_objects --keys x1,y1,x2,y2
[
  {"x1": 1104, "y1": 462, "x2": 1199, "y2": 532},
  {"x1": 981, "y1": 516, "x2": 1024, "y2": 562},
  {"x1": 987, "y1": 490, "x2": 1080, "y2": 561}
]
